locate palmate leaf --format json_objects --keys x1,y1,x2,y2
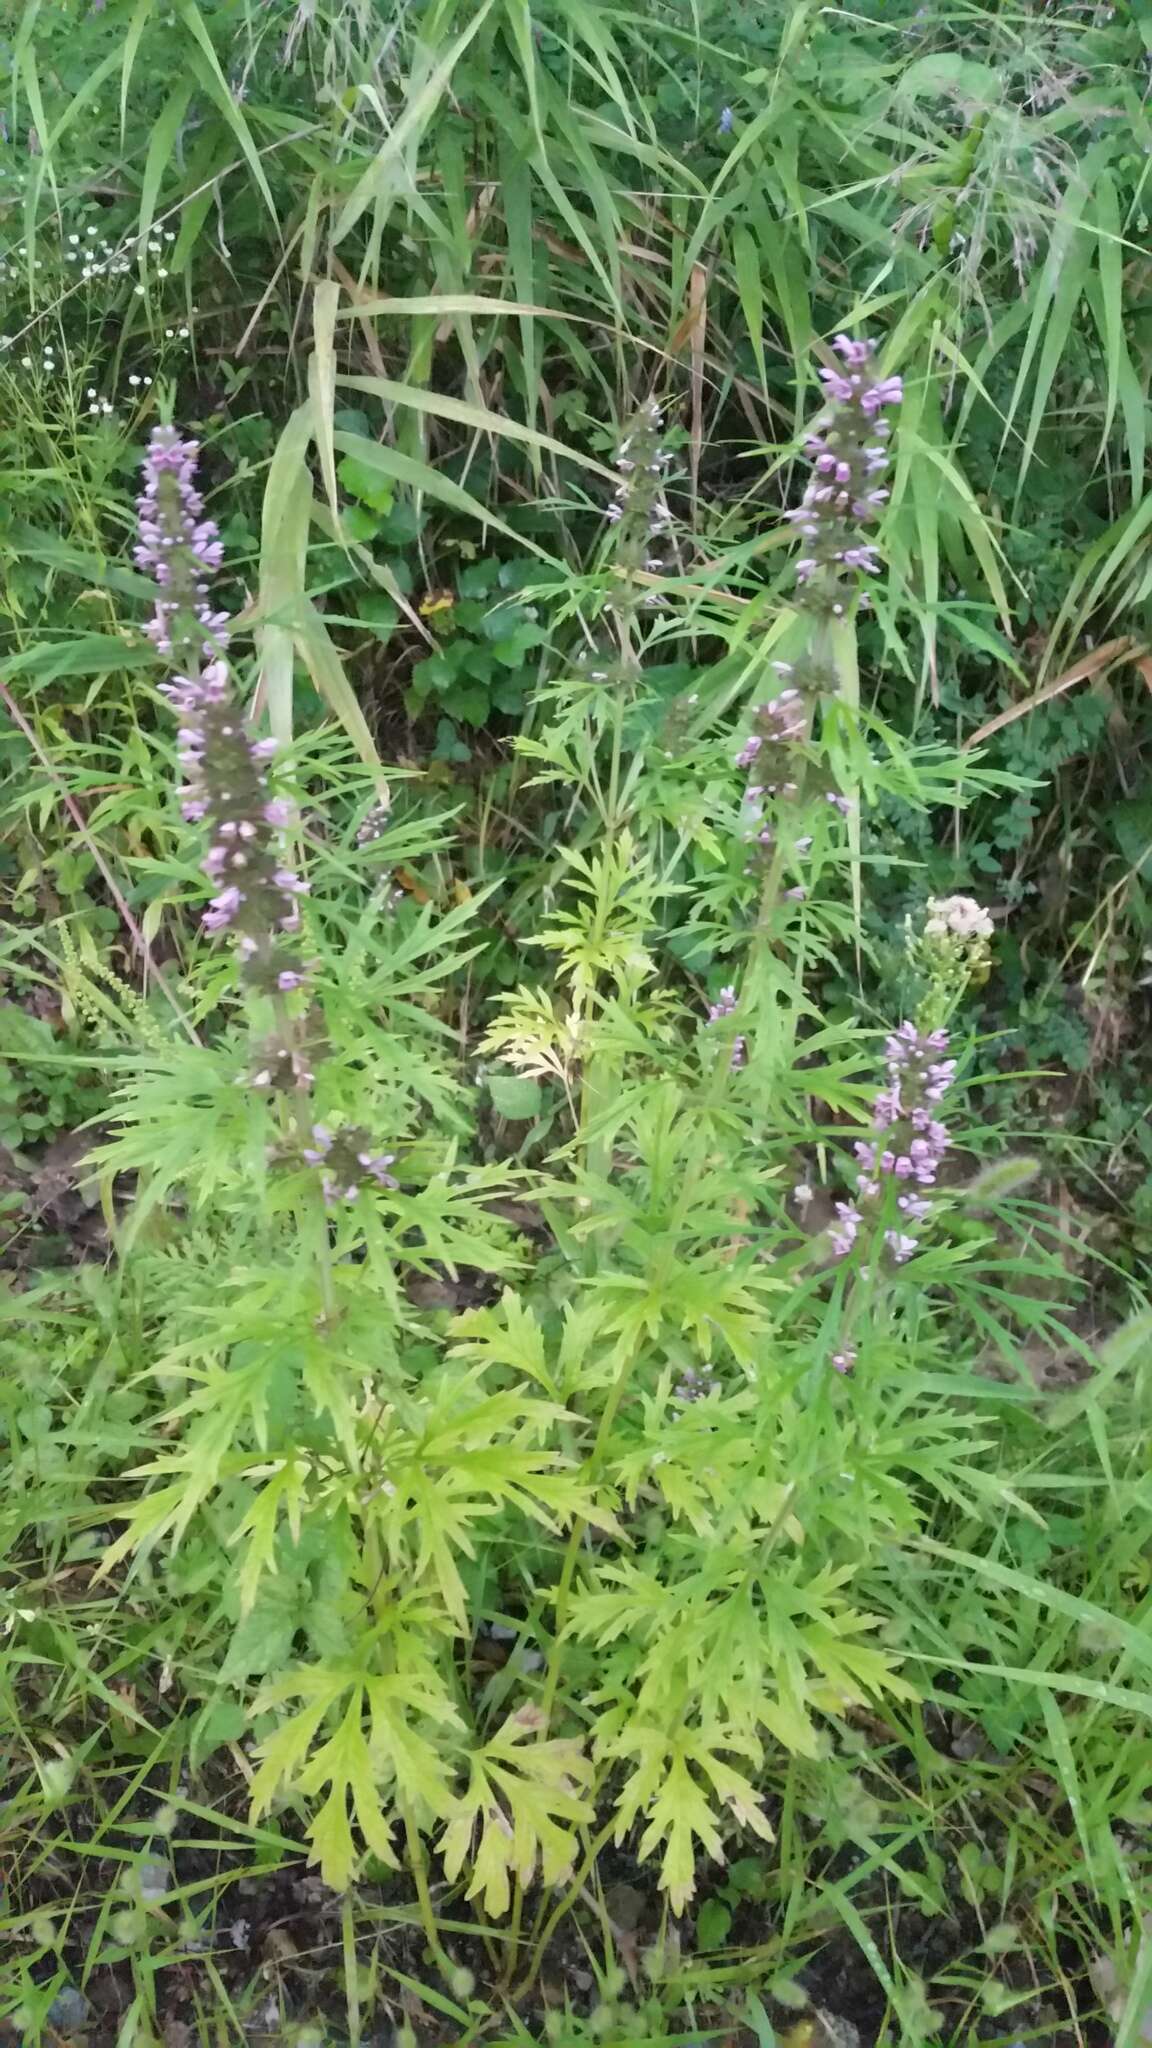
[
  {"x1": 448, "y1": 1290, "x2": 558, "y2": 1397},
  {"x1": 358, "y1": 1367, "x2": 616, "y2": 1622},
  {"x1": 99, "y1": 1356, "x2": 277, "y2": 1570},
  {"x1": 231, "y1": 1457, "x2": 311, "y2": 1615},
  {"x1": 571, "y1": 1555, "x2": 915, "y2": 1760},
  {"x1": 481, "y1": 987, "x2": 586, "y2": 1085},
  {"x1": 85, "y1": 1044, "x2": 261, "y2": 1246},
  {"x1": 251, "y1": 1651, "x2": 463, "y2": 1890},
  {"x1": 596, "y1": 1256, "x2": 784, "y2": 1368},
  {"x1": 601, "y1": 1720, "x2": 772, "y2": 1914},
  {"x1": 439, "y1": 1704, "x2": 593, "y2": 1916},
  {"x1": 383, "y1": 1436, "x2": 614, "y2": 1624}
]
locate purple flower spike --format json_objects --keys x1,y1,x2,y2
[
  {"x1": 829, "y1": 1200, "x2": 861, "y2": 1259},
  {"x1": 885, "y1": 1230, "x2": 918, "y2": 1264},
  {"x1": 135, "y1": 427, "x2": 230, "y2": 667},
  {"x1": 833, "y1": 1021, "x2": 957, "y2": 1263},
  {"x1": 203, "y1": 885, "x2": 243, "y2": 931},
  {"x1": 137, "y1": 425, "x2": 313, "y2": 1016},
  {"x1": 784, "y1": 333, "x2": 900, "y2": 615},
  {"x1": 305, "y1": 1124, "x2": 395, "y2": 1200},
  {"x1": 705, "y1": 985, "x2": 746, "y2": 1069}
]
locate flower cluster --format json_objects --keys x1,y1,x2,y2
[
  {"x1": 830, "y1": 1023, "x2": 955, "y2": 1265},
  {"x1": 89, "y1": 376, "x2": 152, "y2": 415},
  {"x1": 163, "y1": 664, "x2": 313, "y2": 998},
  {"x1": 135, "y1": 424, "x2": 231, "y2": 662},
  {"x1": 786, "y1": 334, "x2": 901, "y2": 615},
  {"x1": 737, "y1": 678, "x2": 805, "y2": 840},
  {"x1": 911, "y1": 893, "x2": 995, "y2": 1009},
  {"x1": 605, "y1": 397, "x2": 673, "y2": 595},
  {"x1": 706, "y1": 984, "x2": 745, "y2": 1068},
  {"x1": 138, "y1": 426, "x2": 309, "y2": 1001},
  {"x1": 673, "y1": 1358, "x2": 715, "y2": 1404},
  {"x1": 11, "y1": 339, "x2": 64, "y2": 379},
  {"x1": 0, "y1": 222, "x2": 190, "y2": 372},
  {"x1": 301, "y1": 1124, "x2": 397, "y2": 1208},
  {"x1": 924, "y1": 894, "x2": 993, "y2": 942}
]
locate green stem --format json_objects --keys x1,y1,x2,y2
[
  {"x1": 403, "y1": 1805, "x2": 450, "y2": 1973},
  {"x1": 499, "y1": 1878, "x2": 525, "y2": 1989},
  {"x1": 539, "y1": 1343, "x2": 635, "y2": 1727},
  {"x1": 515, "y1": 1816, "x2": 618, "y2": 1999}
]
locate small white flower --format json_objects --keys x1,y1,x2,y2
[
  {"x1": 157, "y1": 266, "x2": 168, "y2": 278},
  {"x1": 128, "y1": 374, "x2": 141, "y2": 386},
  {"x1": 178, "y1": 325, "x2": 189, "y2": 338},
  {"x1": 924, "y1": 894, "x2": 994, "y2": 942},
  {"x1": 86, "y1": 386, "x2": 97, "y2": 397},
  {"x1": 134, "y1": 283, "x2": 145, "y2": 295},
  {"x1": 68, "y1": 233, "x2": 79, "y2": 245},
  {"x1": 164, "y1": 327, "x2": 174, "y2": 338}
]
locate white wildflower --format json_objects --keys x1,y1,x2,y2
[{"x1": 924, "y1": 894, "x2": 993, "y2": 942}]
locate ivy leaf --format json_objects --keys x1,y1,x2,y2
[
  {"x1": 356, "y1": 591, "x2": 400, "y2": 638},
  {"x1": 337, "y1": 453, "x2": 395, "y2": 514},
  {"x1": 695, "y1": 1897, "x2": 732, "y2": 1949}
]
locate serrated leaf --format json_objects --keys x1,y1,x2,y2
[
  {"x1": 439, "y1": 1705, "x2": 593, "y2": 1915},
  {"x1": 605, "y1": 1721, "x2": 772, "y2": 1911},
  {"x1": 231, "y1": 1460, "x2": 309, "y2": 1614},
  {"x1": 449, "y1": 1289, "x2": 554, "y2": 1392}
]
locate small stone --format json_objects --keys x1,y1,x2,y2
[
  {"x1": 47, "y1": 1985, "x2": 90, "y2": 2032},
  {"x1": 138, "y1": 1856, "x2": 171, "y2": 1903}
]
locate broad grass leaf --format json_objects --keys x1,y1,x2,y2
[
  {"x1": 332, "y1": 0, "x2": 499, "y2": 245},
  {"x1": 336, "y1": 374, "x2": 616, "y2": 484},
  {"x1": 310, "y1": 280, "x2": 341, "y2": 527},
  {"x1": 174, "y1": 0, "x2": 280, "y2": 229}
]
